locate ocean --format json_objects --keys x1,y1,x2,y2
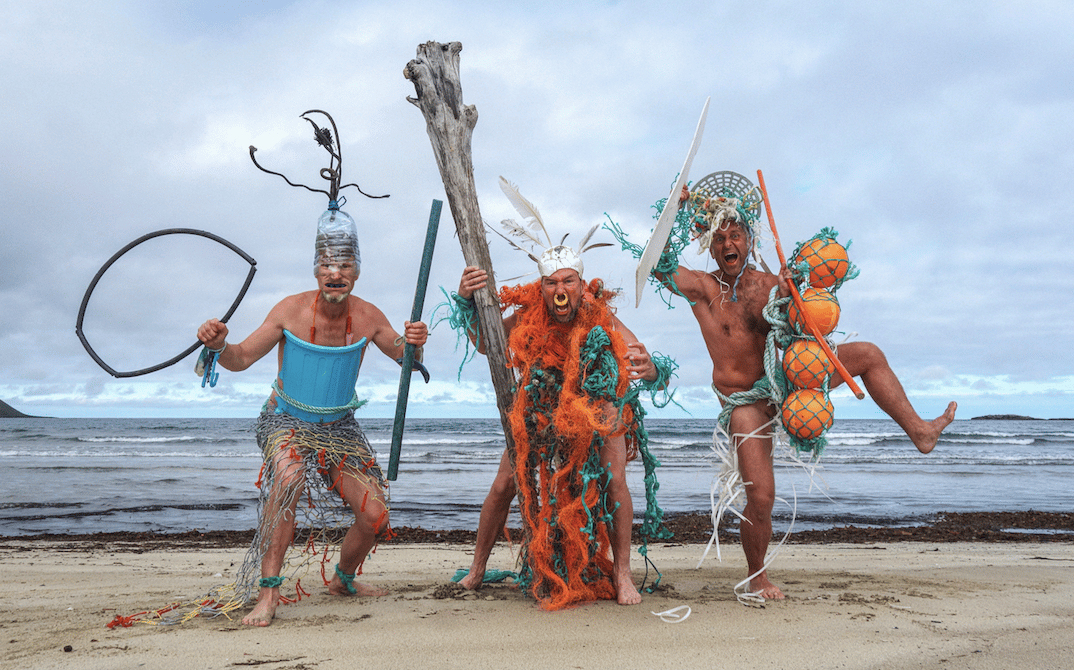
[{"x1": 2, "y1": 417, "x2": 1072, "y2": 537}]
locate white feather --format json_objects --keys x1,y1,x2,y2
[
  {"x1": 499, "y1": 176, "x2": 551, "y2": 246},
  {"x1": 576, "y1": 223, "x2": 600, "y2": 251},
  {"x1": 485, "y1": 221, "x2": 540, "y2": 263},
  {"x1": 499, "y1": 217, "x2": 545, "y2": 247},
  {"x1": 582, "y1": 242, "x2": 614, "y2": 253}
]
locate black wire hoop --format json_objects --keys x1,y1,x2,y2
[{"x1": 75, "y1": 228, "x2": 258, "y2": 378}]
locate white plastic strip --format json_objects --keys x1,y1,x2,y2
[{"x1": 651, "y1": 605, "x2": 692, "y2": 623}]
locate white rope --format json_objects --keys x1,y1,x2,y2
[
  {"x1": 732, "y1": 488, "x2": 795, "y2": 605},
  {"x1": 696, "y1": 414, "x2": 831, "y2": 604},
  {"x1": 651, "y1": 605, "x2": 692, "y2": 623}
]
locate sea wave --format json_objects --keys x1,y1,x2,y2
[{"x1": 0, "y1": 449, "x2": 258, "y2": 459}]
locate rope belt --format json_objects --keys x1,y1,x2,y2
[
  {"x1": 713, "y1": 377, "x2": 775, "y2": 431},
  {"x1": 270, "y1": 379, "x2": 366, "y2": 415}
]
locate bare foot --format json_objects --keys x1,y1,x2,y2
[
  {"x1": 911, "y1": 401, "x2": 957, "y2": 454},
  {"x1": 615, "y1": 570, "x2": 642, "y2": 606},
  {"x1": 242, "y1": 588, "x2": 279, "y2": 627},
  {"x1": 458, "y1": 567, "x2": 485, "y2": 590},
  {"x1": 328, "y1": 574, "x2": 389, "y2": 597},
  {"x1": 749, "y1": 573, "x2": 785, "y2": 600}
]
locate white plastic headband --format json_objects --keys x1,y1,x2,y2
[{"x1": 537, "y1": 245, "x2": 584, "y2": 277}]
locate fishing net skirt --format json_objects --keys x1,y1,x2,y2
[
  {"x1": 245, "y1": 409, "x2": 391, "y2": 594},
  {"x1": 108, "y1": 409, "x2": 391, "y2": 626}
]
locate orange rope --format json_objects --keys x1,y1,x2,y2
[{"x1": 106, "y1": 612, "x2": 147, "y2": 628}]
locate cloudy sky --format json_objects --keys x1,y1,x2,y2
[{"x1": 2, "y1": 1, "x2": 1072, "y2": 420}]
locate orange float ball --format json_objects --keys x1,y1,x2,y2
[
  {"x1": 796, "y1": 237, "x2": 850, "y2": 288},
  {"x1": 782, "y1": 339, "x2": 834, "y2": 389},
  {"x1": 787, "y1": 287, "x2": 840, "y2": 335},
  {"x1": 781, "y1": 388, "x2": 834, "y2": 440}
]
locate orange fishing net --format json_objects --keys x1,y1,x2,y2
[{"x1": 498, "y1": 279, "x2": 640, "y2": 610}]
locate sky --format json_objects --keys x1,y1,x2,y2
[{"x1": 2, "y1": 0, "x2": 1072, "y2": 421}]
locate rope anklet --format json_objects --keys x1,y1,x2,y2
[
  {"x1": 259, "y1": 576, "x2": 285, "y2": 589},
  {"x1": 335, "y1": 564, "x2": 358, "y2": 594}
]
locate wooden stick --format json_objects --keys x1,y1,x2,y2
[
  {"x1": 756, "y1": 169, "x2": 865, "y2": 400},
  {"x1": 404, "y1": 41, "x2": 518, "y2": 454},
  {"x1": 387, "y1": 199, "x2": 441, "y2": 481}
]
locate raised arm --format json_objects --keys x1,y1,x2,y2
[
  {"x1": 196, "y1": 300, "x2": 291, "y2": 372},
  {"x1": 457, "y1": 266, "x2": 512, "y2": 355},
  {"x1": 652, "y1": 263, "x2": 710, "y2": 303},
  {"x1": 649, "y1": 185, "x2": 711, "y2": 303},
  {"x1": 609, "y1": 314, "x2": 659, "y2": 383}
]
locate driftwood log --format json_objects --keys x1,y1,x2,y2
[{"x1": 404, "y1": 41, "x2": 517, "y2": 450}]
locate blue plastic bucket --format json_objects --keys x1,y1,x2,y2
[{"x1": 275, "y1": 329, "x2": 367, "y2": 423}]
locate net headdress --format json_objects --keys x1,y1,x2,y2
[{"x1": 685, "y1": 170, "x2": 763, "y2": 256}]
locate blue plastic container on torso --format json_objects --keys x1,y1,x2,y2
[{"x1": 275, "y1": 329, "x2": 368, "y2": 423}]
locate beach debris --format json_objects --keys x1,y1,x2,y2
[{"x1": 651, "y1": 605, "x2": 691, "y2": 623}]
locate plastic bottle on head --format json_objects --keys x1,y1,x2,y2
[{"x1": 314, "y1": 204, "x2": 360, "y2": 273}]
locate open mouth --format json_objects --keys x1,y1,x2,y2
[
  {"x1": 723, "y1": 252, "x2": 740, "y2": 265},
  {"x1": 326, "y1": 283, "x2": 346, "y2": 289}
]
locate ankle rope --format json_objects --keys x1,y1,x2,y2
[{"x1": 335, "y1": 564, "x2": 358, "y2": 594}]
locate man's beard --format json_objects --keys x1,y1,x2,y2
[
  {"x1": 549, "y1": 302, "x2": 580, "y2": 324},
  {"x1": 322, "y1": 290, "x2": 349, "y2": 304}
]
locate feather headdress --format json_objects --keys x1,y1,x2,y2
[{"x1": 491, "y1": 177, "x2": 612, "y2": 278}]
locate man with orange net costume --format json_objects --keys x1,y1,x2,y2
[{"x1": 446, "y1": 178, "x2": 675, "y2": 609}]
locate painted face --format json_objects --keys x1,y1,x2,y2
[
  {"x1": 541, "y1": 268, "x2": 584, "y2": 323},
  {"x1": 315, "y1": 257, "x2": 358, "y2": 304},
  {"x1": 709, "y1": 221, "x2": 750, "y2": 278}
]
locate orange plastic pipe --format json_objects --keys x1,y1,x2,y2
[{"x1": 756, "y1": 169, "x2": 865, "y2": 400}]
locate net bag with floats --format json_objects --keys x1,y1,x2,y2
[{"x1": 779, "y1": 227, "x2": 859, "y2": 450}]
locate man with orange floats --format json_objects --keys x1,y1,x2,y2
[{"x1": 647, "y1": 171, "x2": 957, "y2": 601}]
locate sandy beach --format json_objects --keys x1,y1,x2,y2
[{"x1": 2, "y1": 532, "x2": 1072, "y2": 670}]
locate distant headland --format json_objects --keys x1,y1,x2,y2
[
  {"x1": 970, "y1": 414, "x2": 1074, "y2": 421},
  {"x1": 0, "y1": 399, "x2": 39, "y2": 418}
]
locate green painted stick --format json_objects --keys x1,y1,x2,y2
[{"x1": 388, "y1": 199, "x2": 442, "y2": 480}]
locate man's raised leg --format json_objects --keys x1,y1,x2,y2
[
  {"x1": 834, "y1": 342, "x2": 957, "y2": 454},
  {"x1": 459, "y1": 449, "x2": 515, "y2": 590}
]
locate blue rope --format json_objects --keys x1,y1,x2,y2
[
  {"x1": 197, "y1": 346, "x2": 222, "y2": 388},
  {"x1": 335, "y1": 564, "x2": 357, "y2": 594}
]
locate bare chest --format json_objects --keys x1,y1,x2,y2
[{"x1": 288, "y1": 297, "x2": 370, "y2": 347}]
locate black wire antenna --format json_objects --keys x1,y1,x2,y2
[{"x1": 248, "y1": 109, "x2": 389, "y2": 204}]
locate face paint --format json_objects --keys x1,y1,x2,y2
[{"x1": 316, "y1": 257, "x2": 358, "y2": 303}]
